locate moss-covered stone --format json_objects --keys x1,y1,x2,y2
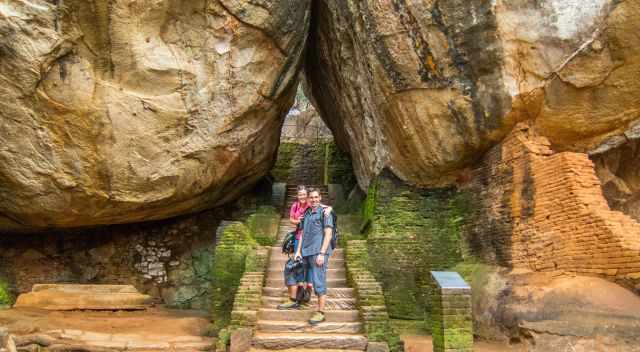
[
  {"x1": 361, "y1": 173, "x2": 473, "y2": 325},
  {"x1": 271, "y1": 141, "x2": 355, "y2": 189},
  {"x1": 326, "y1": 142, "x2": 356, "y2": 189},
  {"x1": 346, "y1": 240, "x2": 402, "y2": 352},
  {"x1": 246, "y1": 206, "x2": 280, "y2": 246},
  {"x1": 210, "y1": 222, "x2": 257, "y2": 334},
  {"x1": 271, "y1": 143, "x2": 298, "y2": 182},
  {"x1": 0, "y1": 279, "x2": 12, "y2": 306}
]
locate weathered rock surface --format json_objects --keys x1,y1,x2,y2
[
  {"x1": 14, "y1": 284, "x2": 152, "y2": 310},
  {"x1": 592, "y1": 139, "x2": 640, "y2": 222},
  {"x1": 470, "y1": 269, "x2": 640, "y2": 350},
  {"x1": 0, "y1": 0, "x2": 311, "y2": 231},
  {"x1": 306, "y1": 0, "x2": 640, "y2": 188}
]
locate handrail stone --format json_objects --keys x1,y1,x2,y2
[{"x1": 430, "y1": 271, "x2": 473, "y2": 352}]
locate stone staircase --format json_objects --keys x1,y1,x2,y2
[{"x1": 250, "y1": 217, "x2": 367, "y2": 351}]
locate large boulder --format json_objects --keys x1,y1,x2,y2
[
  {"x1": 306, "y1": 0, "x2": 640, "y2": 189},
  {"x1": 0, "y1": 0, "x2": 311, "y2": 231}
]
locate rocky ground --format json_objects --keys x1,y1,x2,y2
[
  {"x1": 0, "y1": 307, "x2": 214, "y2": 351},
  {"x1": 403, "y1": 335, "x2": 524, "y2": 352}
]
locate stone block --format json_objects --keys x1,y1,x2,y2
[
  {"x1": 230, "y1": 328, "x2": 252, "y2": 352},
  {"x1": 367, "y1": 341, "x2": 390, "y2": 352},
  {"x1": 14, "y1": 284, "x2": 152, "y2": 311}
]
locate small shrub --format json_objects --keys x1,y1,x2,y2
[{"x1": 0, "y1": 279, "x2": 12, "y2": 306}]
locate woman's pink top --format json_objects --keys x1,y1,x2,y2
[{"x1": 289, "y1": 201, "x2": 309, "y2": 240}]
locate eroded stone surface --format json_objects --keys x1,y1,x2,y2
[
  {"x1": 14, "y1": 284, "x2": 152, "y2": 310},
  {"x1": 0, "y1": 0, "x2": 311, "y2": 231},
  {"x1": 306, "y1": 0, "x2": 640, "y2": 188}
]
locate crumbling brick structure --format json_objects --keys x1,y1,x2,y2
[{"x1": 466, "y1": 123, "x2": 640, "y2": 287}]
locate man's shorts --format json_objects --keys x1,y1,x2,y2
[
  {"x1": 303, "y1": 254, "x2": 329, "y2": 296},
  {"x1": 284, "y1": 239, "x2": 306, "y2": 286}
]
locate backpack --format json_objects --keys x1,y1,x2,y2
[
  {"x1": 302, "y1": 206, "x2": 339, "y2": 250},
  {"x1": 281, "y1": 230, "x2": 296, "y2": 254}
]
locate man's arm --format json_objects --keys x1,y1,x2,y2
[
  {"x1": 316, "y1": 210, "x2": 334, "y2": 266},
  {"x1": 315, "y1": 227, "x2": 333, "y2": 267},
  {"x1": 320, "y1": 227, "x2": 333, "y2": 255}
]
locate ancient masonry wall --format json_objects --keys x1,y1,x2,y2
[
  {"x1": 466, "y1": 124, "x2": 640, "y2": 287},
  {"x1": 0, "y1": 209, "x2": 222, "y2": 310},
  {"x1": 364, "y1": 173, "x2": 469, "y2": 321},
  {"x1": 271, "y1": 141, "x2": 356, "y2": 189}
]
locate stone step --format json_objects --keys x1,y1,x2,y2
[
  {"x1": 257, "y1": 320, "x2": 363, "y2": 334},
  {"x1": 257, "y1": 309, "x2": 360, "y2": 322},
  {"x1": 269, "y1": 248, "x2": 344, "y2": 259},
  {"x1": 269, "y1": 254, "x2": 344, "y2": 269},
  {"x1": 14, "y1": 284, "x2": 152, "y2": 311},
  {"x1": 265, "y1": 278, "x2": 347, "y2": 289},
  {"x1": 261, "y1": 297, "x2": 357, "y2": 310},
  {"x1": 250, "y1": 349, "x2": 363, "y2": 352},
  {"x1": 262, "y1": 287, "x2": 355, "y2": 298},
  {"x1": 267, "y1": 268, "x2": 346, "y2": 278},
  {"x1": 252, "y1": 332, "x2": 367, "y2": 350},
  {"x1": 22, "y1": 329, "x2": 215, "y2": 351}
]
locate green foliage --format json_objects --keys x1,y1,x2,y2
[
  {"x1": 210, "y1": 222, "x2": 257, "y2": 334},
  {"x1": 360, "y1": 180, "x2": 378, "y2": 233},
  {"x1": 0, "y1": 279, "x2": 11, "y2": 306}
]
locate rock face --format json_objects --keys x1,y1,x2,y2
[
  {"x1": 592, "y1": 139, "x2": 640, "y2": 222},
  {"x1": 306, "y1": 0, "x2": 640, "y2": 189},
  {"x1": 0, "y1": 0, "x2": 311, "y2": 231}
]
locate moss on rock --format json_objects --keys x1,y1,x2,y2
[
  {"x1": 210, "y1": 222, "x2": 257, "y2": 334},
  {"x1": 362, "y1": 173, "x2": 474, "y2": 324},
  {"x1": 246, "y1": 206, "x2": 280, "y2": 246},
  {"x1": 0, "y1": 279, "x2": 11, "y2": 306}
]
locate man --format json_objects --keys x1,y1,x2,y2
[{"x1": 294, "y1": 188, "x2": 334, "y2": 325}]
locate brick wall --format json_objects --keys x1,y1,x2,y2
[{"x1": 465, "y1": 123, "x2": 640, "y2": 287}]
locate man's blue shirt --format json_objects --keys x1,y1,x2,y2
[{"x1": 300, "y1": 206, "x2": 334, "y2": 257}]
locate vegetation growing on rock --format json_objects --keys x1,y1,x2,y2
[
  {"x1": 210, "y1": 222, "x2": 257, "y2": 334},
  {"x1": 0, "y1": 279, "x2": 11, "y2": 306}
]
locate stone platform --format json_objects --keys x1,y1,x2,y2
[{"x1": 14, "y1": 284, "x2": 152, "y2": 311}]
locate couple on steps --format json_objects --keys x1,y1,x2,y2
[{"x1": 278, "y1": 185, "x2": 335, "y2": 326}]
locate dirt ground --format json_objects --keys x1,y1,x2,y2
[
  {"x1": 402, "y1": 335, "x2": 526, "y2": 352},
  {"x1": 0, "y1": 307, "x2": 211, "y2": 337}
]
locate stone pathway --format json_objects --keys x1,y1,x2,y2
[
  {"x1": 251, "y1": 208, "x2": 367, "y2": 351},
  {"x1": 0, "y1": 307, "x2": 215, "y2": 351}
]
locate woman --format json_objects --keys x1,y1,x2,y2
[{"x1": 278, "y1": 185, "x2": 331, "y2": 310}]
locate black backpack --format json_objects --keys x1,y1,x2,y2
[{"x1": 302, "y1": 206, "x2": 339, "y2": 250}]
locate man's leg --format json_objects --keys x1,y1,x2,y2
[{"x1": 308, "y1": 254, "x2": 329, "y2": 325}]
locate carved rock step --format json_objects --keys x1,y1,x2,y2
[
  {"x1": 270, "y1": 248, "x2": 344, "y2": 259},
  {"x1": 257, "y1": 320, "x2": 363, "y2": 334},
  {"x1": 261, "y1": 297, "x2": 357, "y2": 310},
  {"x1": 262, "y1": 287, "x2": 355, "y2": 298},
  {"x1": 257, "y1": 309, "x2": 360, "y2": 322},
  {"x1": 265, "y1": 278, "x2": 347, "y2": 289},
  {"x1": 250, "y1": 349, "x2": 364, "y2": 352},
  {"x1": 252, "y1": 332, "x2": 367, "y2": 350},
  {"x1": 267, "y1": 269, "x2": 346, "y2": 280},
  {"x1": 14, "y1": 284, "x2": 152, "y2": 311},
  {"x1": 12, "y1": 329, "x2": 215, "y2": 351},
  {"x1": 269, "y1": 259, "x2": 345, "y2": 268}
]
